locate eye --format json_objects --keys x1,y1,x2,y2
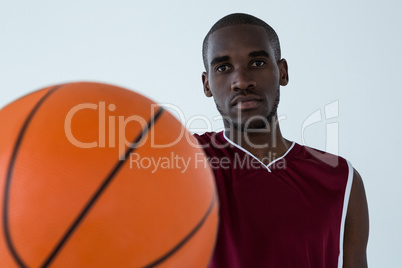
[
  {"x1": 216, "y1": 65, "x2": 231, "y2": 72},
  {"x1": 251, "y1": 60, "x2": 266, "y2": 67}
]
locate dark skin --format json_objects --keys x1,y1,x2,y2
[{"x1": 202, "y1": 24, "x2": 369, "y2": 267}]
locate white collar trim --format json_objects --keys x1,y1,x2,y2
[{"x1": 222, "y1": 132, "x2": 295, "y2": 173}]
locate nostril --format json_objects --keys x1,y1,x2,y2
[{"x1": 231, "y1": 78, "x2": 256, "y2": 91}]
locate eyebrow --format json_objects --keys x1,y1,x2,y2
[
  {"x1": 249, "y1": 50, "x2": 270, "y2": 58},
  {"x1": 210, "y1": 55, "x2": 230, "y2": 67},
  {"x1": 209, "y1": 50, "x2": 270, "y2": 67}
]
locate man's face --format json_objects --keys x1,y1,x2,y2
[{"x1": 202, "y1": 24, "x2": 288, "y2": 130}]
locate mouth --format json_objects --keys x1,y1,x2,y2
[
  {"x1": 231, "y1": 94, "x2": 262, "y2": 110},
  {"x1": 234, "y1": 100, "x2": 261, "y2": 110}
]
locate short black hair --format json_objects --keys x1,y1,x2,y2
[{"x1": 202, "y1": 13, "x2": 281, "y2": 71}]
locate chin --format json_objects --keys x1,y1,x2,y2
[
  {"x1": 233, "y1": 110, "x2": 279, "y2": 131},
  {"x1": 233, "y1": 118, "x2": 268, "y2": 131}
]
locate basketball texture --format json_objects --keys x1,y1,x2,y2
[{"x1": 0, "y1": 82, "x2": 218, "y2": 267}]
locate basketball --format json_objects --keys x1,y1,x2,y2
[{"x1": 0, "y1": 82, "x2": 218, "y2": 267}]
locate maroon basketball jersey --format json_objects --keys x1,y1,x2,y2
[{"x1": 194, "y1": 131, "x2": 353, "y2": 268}]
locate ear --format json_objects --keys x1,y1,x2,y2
[
  {"x1": 202, "y1": 72, "x2": 213, "y2": 97},
  {"x1": 278, "y1": 59, "x2": 289, "y2": 86}
]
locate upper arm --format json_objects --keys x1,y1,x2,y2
[{"x1": 343, "y1": 168, "x2": 369, "y2": 268}]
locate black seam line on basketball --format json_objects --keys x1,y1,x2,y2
[
  {"x1": 40, "y1": 107, "x2": 165, "y2": 268},
  {"x1": 142, "y1": 193, "x2": 217, "y2": 268},
  {"x1": 2, "y1": 85, "x2": 63, "y2": 268}
]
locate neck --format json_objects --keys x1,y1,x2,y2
[{"x1": 224, "y1": 117, "x2": 291, "y2": 165}]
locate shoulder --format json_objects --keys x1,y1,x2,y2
[
  {"x1": 193, "y1": 131, "x2": 220, "y2": 143},
  {"x1": 193, "y1": 131, "x2": 234, "y2": 158},
  {"x1": 290, "y1": 145, "x2": 369, "y2": 266},
  {"x1": 290, "y1": 144, "x2": 350, "y2": 178},
  {"x1": 193, "y1": 131, "x2": 227, "y2": 148}
]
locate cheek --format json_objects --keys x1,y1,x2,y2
[
  {"x1": 209, "y1": 78, "x2": 230, "y2": 100},
  {"x1": 211, "y1": 92, "x2": 226, "y2": 107},
  {"x1": 208, "y1": 76, "x2": 225, "y2": 89}
]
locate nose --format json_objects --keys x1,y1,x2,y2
[{"x1": 231, "y1": 68, "x2": 256, "y2": 91}]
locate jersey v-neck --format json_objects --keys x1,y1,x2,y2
[{"x1": 222, "y1": 131, "x2": 297, "y2": 172}]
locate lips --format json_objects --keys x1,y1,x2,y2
[{"x1": 230, "y1": 94, "x2": 262, "y2": 109}]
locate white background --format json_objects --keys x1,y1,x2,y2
[{"x1": 1, "y1": 0, "x2": 401, "y2": 266}]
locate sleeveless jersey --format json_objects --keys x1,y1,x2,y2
[{"x1": 193, "y1": 131, "x2": 353, "y2": 268}]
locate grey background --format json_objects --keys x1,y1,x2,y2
[{"x1": 1, "y1": 0, "x2": 401, "y2": 266}]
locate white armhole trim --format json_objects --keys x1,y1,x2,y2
[{"x1": 338, "y1": 160, "x2": 354, "y2": 268}]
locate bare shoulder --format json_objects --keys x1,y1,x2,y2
[{"x1": 343, "y1": 168, "x2": 369, "y2": 268}]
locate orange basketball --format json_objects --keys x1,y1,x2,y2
[{"x1": 0, "y1": 82, "x2": 218, "y2": 267}]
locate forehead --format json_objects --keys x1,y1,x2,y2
[{"x1": 207, "y1": 25, "x2": 273, "y2": 62}]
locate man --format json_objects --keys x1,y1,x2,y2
[{"x1": 194, "y1": 13, "x2": 369, "y2": 268}]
